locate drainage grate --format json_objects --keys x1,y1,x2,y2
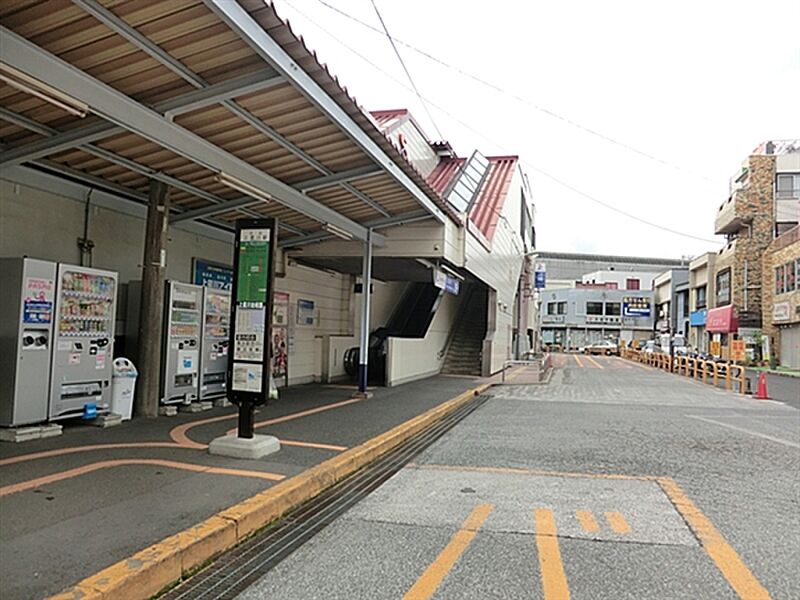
[{"x1": 161, "y1": 393, "x2": 490, "y2": 600}]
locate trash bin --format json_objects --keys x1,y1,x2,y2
[{"x1": 111, "y1": 357, "x2": 137, "y2": 421}]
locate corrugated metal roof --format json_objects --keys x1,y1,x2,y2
[
  {"x1": 0, "y1": 0, "x2": 459, "y2": 238},
  {"x1": 369, "y1": 108, "x2": 408, "y2": 130},
  {"x1": 425, "y1": 155, "x2": 518, "y2": 241},
  {"x1": 468, "y1": 156, "x2": 517, "y2": 241}
]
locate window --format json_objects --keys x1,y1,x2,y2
[
  {"x1": 586, "y1": 302, "x2": 603, "y2": 315},
  {"x1": 547, "y1": 301, "x2": 566, "y2": 315},
  {"x1": 716, "y1": 269, "x2": 731, "y2": 305},
  {"x1": 626, "y1": 278, "x2": 640, "y2": 290},
  {"x1": 776, "y1": 265, "x2": 785, "y2": 295},
  {"x1": 785, "y1": 261, "x2": 796, "y2": 293},
  {"x1": 557, "y1": 301, "x2": 567, "y2": 315},
  {"x1": 605, "y1": 302, "x2": 621, "y2": 316},
  {"x1": 776, "y1": 173, "x2": 800, "y2": 199},
  {"x1": 695, "y1": 285, "x2": 707, "y2": 309}
]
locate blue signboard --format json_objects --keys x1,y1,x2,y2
[
  {"x1": 444, "y1": 276, "x2": 460, "y2": 295},
  {"x1": 193, "y1": 258, "x2": 233, "y2": 291},
  {"x1": 23, "y1": 300, "x2": 53, "y2": 324},
  {"x1": 534, "y1": 271, "x2": 546, "y2": 288},
  {"x1": 689, "y1": 309, "x2": 707, "y2": 326},
  {"x1": 622, "y1": 296, "x2": 651, "y2": 317}
]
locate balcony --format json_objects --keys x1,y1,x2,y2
[{"x1": 715, "y1": 191, "x2": 747, "y2": 235}]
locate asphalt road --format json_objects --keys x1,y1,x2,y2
[
  {"x1": 745, "y1": 369, "x2": 800, "y2": 408},
  {"x1": 237, "y1": 356, "x2": 800, "y2": 600}
]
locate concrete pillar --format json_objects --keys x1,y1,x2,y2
[
  {"x1": 134, "y1": 180, "x2": 169, "y2": 418},
  {"x1": 356, "y1": 229, "x2": 373, "y2": 394}
]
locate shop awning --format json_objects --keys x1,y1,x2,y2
[{"x1": 706, "y1": 305, "x2": 739, "y2": 333}]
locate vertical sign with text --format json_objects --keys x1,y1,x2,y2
[{"x1": 226, "y1": 219, "x2": 277, "y2": 408}]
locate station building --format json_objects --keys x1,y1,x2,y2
[{"x1": 0, "y1": 1, "x2": 533, "y2": 427}]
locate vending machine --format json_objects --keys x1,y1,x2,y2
[
  {"x1": 0, "y1": 258, "x2": 57, "y2": 427},
  {"x1": 49, "y1": 264, "x2": 118, "y2": 420},
  {"x1": 162, "y1": 281, "x2": 202, "y2": 404},
  {"x1": 199, "y1": 288, "x2": 231, "y2": 400}
]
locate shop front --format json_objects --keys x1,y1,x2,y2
[{"x1": 706, "y1": 305, "x2": 739, "y2": 359}]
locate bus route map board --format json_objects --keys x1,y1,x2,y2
[{"x1": 227, "y1": 220, "x2": 276, "y2": 403}]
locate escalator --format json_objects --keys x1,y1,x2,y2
[{"x1": 344, "y1": 283, "x2": 444, "y2": 385}]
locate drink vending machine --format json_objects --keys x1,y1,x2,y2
[
  {"x1": 162, "y1": 281, "x2": 202, "y2": 404},
  {"x1": 200, "y1": 288, "x2": 231, "y2": 400},
  {"x1": 49, "y1": 264, "x2": 118, "y2": 420},
  {"x1": 0, "y1": 258, "x2": 57, "y2": 426}
]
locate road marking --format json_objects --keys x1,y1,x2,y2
[
  {"x1": 584, "y1": 355, "x2": 604, "y2": 369},
  {"x1": 280, "y1": 439, "x2": 348, "y2": 451},
  {"x1": 605, "y1": 511, "x2": 630, "y2": 534},
  {"x1": 403, "y1": 503, "x2": 494, "y2": 600},
  {"x1": 575, "y1": 509, "x2": 600, "y2": 532},
  {"x1": 534, "y1": 508, "x2": 571, "y2": 600},
  {"x1": 0, "y1": 442, "x2": 184, "y2": 467},
  {"x1": 573, "y1": 355, "x2": 584, "y2": 368},
  {"x1": 0, "y1": 459, "x2": 284, "y2": 497},
  {"x1": 686, "y1": 415, "x2": 800, "y2": 449},
  {"x1": 412, "y1": 463, "x2": 655, "y2": 481},
  {"x1": 658, "y1": 477, "x2": 772, "y2": 600}
]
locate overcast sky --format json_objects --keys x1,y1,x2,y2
[{"x1": 272, "y1": 0, "x2": 799, "y2": 259}]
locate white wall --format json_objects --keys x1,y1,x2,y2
[
  {"x1": 581, "y1": 270, "x2": 659, "y2": 290},
  {"x1": 385, "y1": 291, "x2": 458, "y2": 386},
  {"x1": 1, "y1": 171, "x2": 354, "y2": 387},
  {"x1": 387, "y1": 119, "x2": 439, "y2": 178}
]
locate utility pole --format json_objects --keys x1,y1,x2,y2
[{"x1": 134, "y1": 179, "x2": 169, "y2": 418}]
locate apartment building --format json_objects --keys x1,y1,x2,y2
[
  {"x1": 762, "y1": 226, "x2": 800, "y2": 368},
  {"x1": 711, "y1": 140, "x2": 800, "y2": 357}
]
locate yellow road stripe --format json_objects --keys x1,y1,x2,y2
[
  {"x1": 605, "y1": 511, "x2": 630, "y2": 534},
  {"x1": 573, "y1": 355, "x2": 584, "y2": 368},
  {"x1": 575, "y1": 510, "x2": 600, "y2": 532},
  {"x1": 584, "y1": 355, "x2": 604, "y2": 369},
  {"x1": 535, "y1": 508, "x2": 571, "y2": 600},
  {"x1": 658, "y1": 478, "x2": 771, "y2": 600},
  {"x1": 403, "y1": 503, "x2": 494, "y2": 600}
]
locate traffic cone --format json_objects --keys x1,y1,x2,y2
[{"x1": 754, "y1": 372, "x2": 770, "y2": 400}]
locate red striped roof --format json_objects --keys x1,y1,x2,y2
[
  {"x1": 425, "y1": 155, "x2": 518, "y2": 241},
  {"x1": 369, "y1": 109, "x2": 409, "y2": 130}
]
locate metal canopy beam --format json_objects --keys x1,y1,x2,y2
[
  {"x1": 0, "y1": 71, "x2": 283, "y2": 167},
  {"x1": 279, "y1": 211, "x2": 432, "y2": 248},
  {"x1": 0, "y1": 105, "x2": 304, "y2": 234},
  {"x1": 72, "y1": 0, "x2": 390, "y2": 219},
  {"x1": 0, "y1": 26, "x2": 384, "y2": 245},
  {"x1": 293, "y1": 165, "x2": 383, "y2": 192},
  {"x1": 205, "y1": 0, "x2": 447, "y2": 225}
]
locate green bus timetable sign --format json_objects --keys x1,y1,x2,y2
[{"x1": 236, "y1": 229, "x2": 271, "y2": 304}]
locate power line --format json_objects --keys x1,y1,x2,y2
[
  {"x1": 312, "y1": 0, "x2": 715, "y2": 185},
  {"x1": 281, "y1": 0, "x2": 720, "y2": 246},
  {"x1": 367, "y1": 0, "x2": 444, "y2": 140}
]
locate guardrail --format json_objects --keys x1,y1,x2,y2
[{"x1": 622, "y1": 349, "x2": 746, "y2": 393}]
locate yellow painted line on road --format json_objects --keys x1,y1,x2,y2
[
  {"x1": 658, "y1": 477, "x2": 772, "y2": 600},
  {"x1": 575, "y1": 509, "x2": 600, "y2": 532},
  {"x1": 534, "y1": 508, "x2": 571, "y2": 600},
  {"x1": 403, "y1": 503, "x2": 494, "y2": 600},
  {"x1": 605, "y1": 511, "x2": 630, "y2": 534},
  {"x1": 584, "y1": 355, "x2": 604, "y2": 369},
  {"x1": 573, "y1": 355, "x2": 584, "y2": 368}
]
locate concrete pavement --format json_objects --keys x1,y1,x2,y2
[{"x1": 237, "y1": 355, "x2": 800, "y2": 599}]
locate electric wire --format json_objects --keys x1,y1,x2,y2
[
  {"x1": 311, "y1": 0, "x2": 715, "y2": 184},
  {"x1": 280, "y1": 1, "x2": 720, "y2": 246},
  {"x1": 367, "y1": 0, "x2": 444, "y2": 140}
]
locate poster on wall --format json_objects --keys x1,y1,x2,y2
[
  {"x1": 23, "y1": 277, "x2": 54, "y2": 324},
  {"x1": 272, "y1": 292, "x2": 289, "y2": 387},
  {"x1": 192, "y1": 258, "x2": 233, "y2": 291},
  {"x1": 296, "y1": 298, "x2": 315, "y2": 326}
]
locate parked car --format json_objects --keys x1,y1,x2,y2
[
  {"x1": 584, "y1": 340, "x2": 620, "y2": 356},
  {"x1": 642, "y1": 340, "x2": 660, "y2": 354}
]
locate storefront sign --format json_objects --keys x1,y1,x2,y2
[
  {"x1": 710, "y1": 340, "x2": 721, "y2": 356},
  {"x1": 534, "y1": 263, "x2": 546, "y2": 289},
  {"x1": 731, "y1": 339, "x2": 746, "y2": 361},
  {"x1": 689, "y1": 309, "x2": 707, "y2": 327},
  {"x1": 707, "y1": 305, "x2": 739, "y2": 333},
  {"x1": 622, "y1": 297, "x2": 651, "y2": 317},
  {"x1": 773, "y1": 301, "x2": 790, "y2": 322},
  {"x1": 193, "y1": 258, "x2": 233, "y2": 291}
]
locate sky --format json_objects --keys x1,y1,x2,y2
[{"x1": 271, "y1": 0, "x2": 800, "y2": 259}]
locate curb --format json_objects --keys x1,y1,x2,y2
[{"x1": 49, "y1": 383, "x2": 491, "y2": 600}]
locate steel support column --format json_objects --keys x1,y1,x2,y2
[{"x1": 357, "y1": 229, "x2": 373, "y2": 393}]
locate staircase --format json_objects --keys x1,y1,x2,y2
[{"x1": 441, "y1": 288, "x2": 487, "y2": 376}]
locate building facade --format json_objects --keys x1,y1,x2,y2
[
  {"x1": 688, "y1": 253, "x2": 716, "y2": 353},
  {"x1": 762, "y1": 226, "x2": 800, "y2": 368},
  {"x1": 653, "y1": 269, "x2": 690, "y2": 336},
  {"x1": 540, "y1": 287, "x2": 655, "y2": 349}
]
